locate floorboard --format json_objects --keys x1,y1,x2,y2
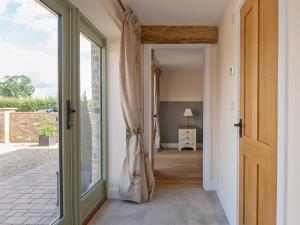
[{"x1": 154, "y1": 148, "x2": 203, "y2": 188}]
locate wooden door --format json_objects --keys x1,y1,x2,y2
[{"x1": 239, "y1": 0, "x2": 278, "y2": 224}]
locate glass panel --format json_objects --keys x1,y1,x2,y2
[
  {"x1": 80, "y1": 34, "x2": 102, "y2": 196},
  {"x1": 0, "y1": 1, "x2": 61, "y2": 224}
]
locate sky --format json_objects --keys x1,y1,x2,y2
[{"x1": 0, "y1": 0, "x2": 94, "y2": 99}]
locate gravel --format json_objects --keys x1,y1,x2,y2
[{"x1": 0, "y1": 148, "x2": 59, "y2": 181}]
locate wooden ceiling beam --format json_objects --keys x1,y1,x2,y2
[{"x1": 141, "y1": 25, "x2": 218, "y2": 44}]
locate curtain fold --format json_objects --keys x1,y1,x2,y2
[
  {"x1": 153, "y1": 67, "x2": 161, "y2": 151},
  {"x1": 119, "y1": 7, "x2": 155, "y2": 203}
]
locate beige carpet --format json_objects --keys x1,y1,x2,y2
[{"x1": 88, "y1": 188, "x2": 229, "y2": 225}]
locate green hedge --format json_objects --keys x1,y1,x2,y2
[{"x1": 0, "y1": 97, "x2": 58, "y2": 112}]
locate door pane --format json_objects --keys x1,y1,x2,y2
[
  {"x1": 80, "y1": 34, "x2": 102, "y2": 196},
  {"x1": 0, "y1": 1, "x2": 62, "y2": 224}
]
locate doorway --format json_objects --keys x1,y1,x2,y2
[
  {"x1": 0, "y1": 1, "x2": 107, "y2": 225},
  {"x1": 143, "y1": 44, "x2": 214, "y2": 190},
  {"x1": 151, "y1": 48, "x2": 204, "y2": 187}
]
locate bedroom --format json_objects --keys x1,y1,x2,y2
[{"x1": 151, "y1": 48, "x2": 204, "y2": 188}]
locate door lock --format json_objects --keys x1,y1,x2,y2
[
  {"x1": 234, "y1": 119, "x2": 243, "y2": 138},
  {"x1": 66, "y1": 100, "x2": 76, "y2": 129}
]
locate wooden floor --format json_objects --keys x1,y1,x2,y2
[{"x1": 154, "y1": 148, "x2": 203, "y2": 188}]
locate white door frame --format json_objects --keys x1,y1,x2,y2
[
  {"x1": 143, "y1": 44, "x2": 214, "y2": 190},
  {"x1": 235, "y1": 0, "x2": 287, "y2": 224}
]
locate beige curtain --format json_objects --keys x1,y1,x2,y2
[
  {"x1": 119, "y1": 7, "x2": 155, "y2": 203},
  {"x1": 153, "y1": 67, "x2": 161, "y2": 151}
]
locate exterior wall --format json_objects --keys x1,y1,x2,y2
[
  {"x1": 91, "y1": 43, "x2": 102, "y2": 180},
  {"x1": 0, "y1": 112, "x2": 4, "y2": 143},
  {"x1": 0, "y1": 108, "x2": 18, "y2": 143},
  {"x1": 9, "y1": 112, "x2": 58, "y2": 143}
]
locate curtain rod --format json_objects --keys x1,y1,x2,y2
[{"x1": 117, "y1": 0, "x2": 125, "y2": 11}]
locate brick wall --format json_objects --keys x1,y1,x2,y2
[
  {"x1": 91, "y1": 43, "x2": 101, "y2": 179},
  {"x1": 9, "y1": 112, "x2": 58, "y2": 143},
  {"x1": 0, "y1": 112, "x2": 4, "y2": 143}
]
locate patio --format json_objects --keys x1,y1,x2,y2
[{"x1": 0, "y1": 144, "x2": 60, "y2": 225}]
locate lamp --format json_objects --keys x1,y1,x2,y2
[{"x1": 184, "y1": 108, "x2": 193, "y2": 127}]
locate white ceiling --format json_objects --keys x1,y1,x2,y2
[
  {"x1": 70, "y1": 0, "x2": 120, "y2": 38},
  {"x1": 154, "y1": 48, "x2": 204, "y2": 71},
  {"x1": 121, "y1": 0, "x2": 229, "y2": 25}
]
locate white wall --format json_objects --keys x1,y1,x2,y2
[
  {"x1": 106, "y1": 37, "x2": 126, "y2": 198},
  {"x1": 216, "y1": 0, "x2": 240, "y2": 224},
  {"x1": 160, "y1": 68, "x2": 203, "y2": 101},
  {"x1": 216, "y1": 1, "x2": 300, "y2": 225},
  {"x1": 211, "y1": 44, "x2": 219, "y2": 184},
  {"x1": 286, "y1": 0, "x2": 300, "y2": 224}
]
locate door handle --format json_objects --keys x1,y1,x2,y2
[
  {"x1": 234, "y1": 119, "x2": 243, "y2": 138},
  {"x1": 66, "y1": 100, "x2": 76, "y2": 129}
]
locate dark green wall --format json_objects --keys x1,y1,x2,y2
[{"x1": 159, "y1": 101, "x2": 203, "y2": 143}]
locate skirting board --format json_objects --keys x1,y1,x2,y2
[
  {"x1": 161, "y1": 143, "x2": 203, "y2": 149},
  {"x1": 216, "y1": 187, "x2": 237, "y2": 225},
  {"x1": 204, "y1": 179, "x2": 216, "y2": 191},
  {"x1": 108, "y1": 187, "x2": 120, "y2": 199}
]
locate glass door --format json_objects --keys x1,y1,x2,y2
[
  {"x1": 0, "y1": 1, "x2": 106, "y2": 225},
  {"x1": 76, "y1": 15, "x2": 107, "y2": 223},
  {"x1": 38, "y1": 1, "x2": 73, "y2": 225},
  {"x1": 0, "y1": 1, "x2": 72, "y2": 224}
]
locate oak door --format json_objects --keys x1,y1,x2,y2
[{"x1": 239, "y1": 0, "x2": 278, "y2": 224}]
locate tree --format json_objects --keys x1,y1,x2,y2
[{"x1": 0, "y1": 75, "x2": 35, "y2": 98}]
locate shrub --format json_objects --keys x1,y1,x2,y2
[
  {"x1": 38, "y1": 116, "x2": 57, "y2": 137},
  {"x1": 38, "y1": 125, "x2": 57, "y2": 137},
  {"x1": 0, "y1": 97, "x2": 58, "y2": 112}
]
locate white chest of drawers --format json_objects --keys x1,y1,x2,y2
[{"x1": 178, "y1": 127, "x2": 197, "y2": 151}]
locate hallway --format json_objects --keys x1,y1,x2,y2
[
  {"x1": 88, "y1": 188, "x2": 229, "y2": 225},
  {"x1": 1, "y1": 0, "x2": 295, "y2": 224}
]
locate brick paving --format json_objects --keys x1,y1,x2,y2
[
  {"x1": 0, "y1": 146, "x2": 58, "y2": 180},
  {"x1": 0, "y1": 161, "x2": 60, "y2": 225}
]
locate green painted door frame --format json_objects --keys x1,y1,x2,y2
[
  {"x1": 76, "y1": 13, "x2": 108, "y2": 225},
  {"x1": 39, "y1": 1, "x2": 107, "y2": 225},
  {"x1": 39, "y1": 0, "x2": 74, "y2": 224}
]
